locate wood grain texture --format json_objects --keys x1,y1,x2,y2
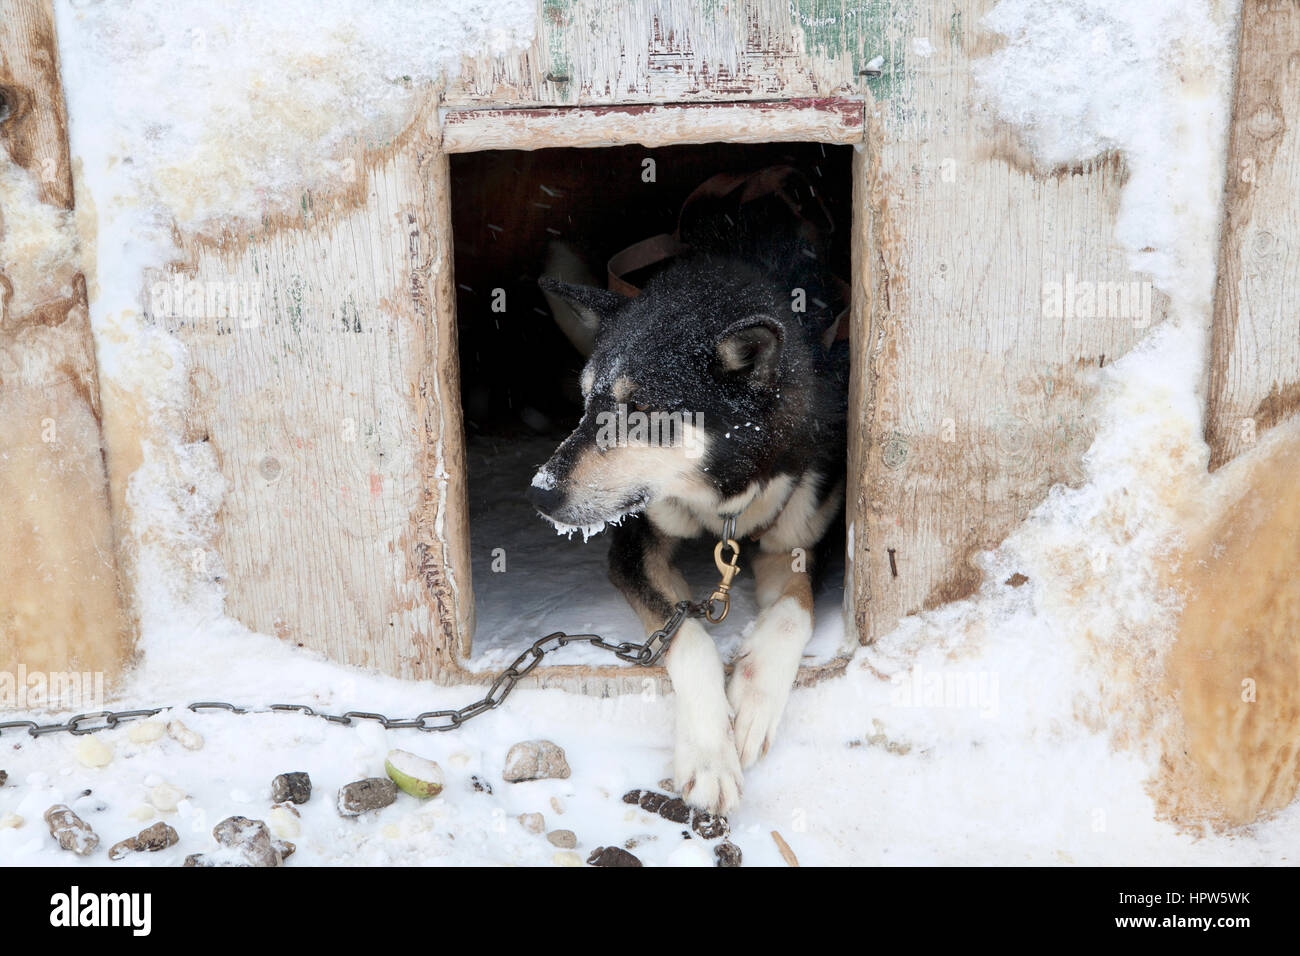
[
  {"x1": 447, "y1": 0, "x2": 876, "y2": 108},
  {"x1": 0, "y1": 0, "x2": 129, "y2": 685},
  {"x1": 1206, "y1": 0, "x2": 1300, "y2": 470},
  {"x1": 163, "y1": 107, "x2": 473, "y2": 681},
  {"x1": 850, "y1": 1, "x2": 1169, "y2": 642},
  {"x1": 442, "y1": 98, "x2": 864, "y2": 152}
]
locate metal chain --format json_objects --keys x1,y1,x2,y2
[{"x1": 0, "y1": 597, "x2": 716, "y2": 740}]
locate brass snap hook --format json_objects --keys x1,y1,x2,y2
[{"x1": 706, "y1": 536, "x2": 742, "y2": 623}]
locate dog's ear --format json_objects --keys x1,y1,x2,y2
[
  {"x1": 716, "y1": 315, "x2": 784, "y2": 385},
  {"x1": 539, "y1": 277, "x2": 624, "y2": 357}
]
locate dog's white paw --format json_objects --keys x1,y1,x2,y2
[
  {"x1": 675, "y1": 726, "x2": 743, "y2": 815},
  {"x1": 727, "y1": 602, "x2": 807, "y2": 768}
]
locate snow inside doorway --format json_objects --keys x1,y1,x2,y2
[{"x1": 447, "y1": 142, "x2": 855, "y2": 671}]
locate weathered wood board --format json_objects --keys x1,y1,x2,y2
[
  {"x1": 1205, "y1": 0, "x2": 1300, "y2": 471},
  {"x1": 160, "y1": 113, "x2": 473, "y2": 682},
  {"x1": 447, "y1": 0, "x2": 879, "y2": 108},
  {"x1": 0, "y1": 0, "x2": 129, "y2": 687},
  {"x1": 847, "y1": 2, "x2": 1169, "y2": 642}
]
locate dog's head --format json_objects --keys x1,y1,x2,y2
[{"x1": 529, "y1": 258, "x2": 796, "y2": 538}]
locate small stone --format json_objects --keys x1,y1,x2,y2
[
  {"x1": 621, "y1": 789, "x2": 641, "y2": 804},
  {"x1": 167, "y1": 720, "x2": 204, "y2": 750},
  {"x1": 337, "y1": 777, "x2": 398, "y2": 817},
  {"x1": 547, "y1": 829, "x2": 577, "y2": 849},
  {"x1": 45, "y1": 804, "x2": 100, "y2": 855},
  {"x1": 128, "y1": 805, "x2": 156, "y2": 822},
  {"x1": 75, "y1": 736, "x2": 113, "y2": 768},
  {"x1": 517, "y1": 812, "x2": 545, "y2": 834},
  {"x1": 109, "y1": 822, "x2": 179, "y2": 860},
  {"x1": 1005, "y1": 572, "x2": 1029, "y2": 588},
  {"x1": 148, "y1": 783, "x2": 186, "y2": 812},
  {"x1": 0, "y1": 812, "x2": 23, "y2": 829},
  {"x1": 471, "y1": 775, "x2": 493, "y2": 794},
  {"x1": 385, "y1": 750, "x2": 444, "y2": 798},
  {"x1": 587, "y1": 845, "x2": 642, "y2": 867},
  {"x1": 658, "y1": 778, "x2": 674, "y2": 791},
  {"x1": 624, "y1": 834, "x2": 655, "y2": 849},
  {"x1": 270, "y1": 771, "x2": 312, "y2": 805},
  {"x1": 549, "y1": 796, "x2": 565, "y2": 815},
  {"x1": 267, "y1": 806, "x2": 301, "y2": 839},
  {"x1": 127, "y1": 721, "x2": 166, "y2": 744},
  {"x1": 213, "y1": 815, "x2": 293, "y2": 867},
  {"x1": 638, "y1": 791, "x2": 668, "y2": 814},
  {"x1": 714, "y1": 842, "x2": 743, "y2": 867},
  {"x1": 658, "y1": 797, "x2": 691, "y2": 824},
  {"x1": 503, "y1": 740, "x2": 570, "y2": 782},
  {"x1": 691, "y1": 811, "x2": 729, "y2": 840},
  {"x1": 0, "y1": 769, "x2": 7, "y2": 786},
  {"x1": 552, "y1": 851, "x2": 582, "y2": 867}
]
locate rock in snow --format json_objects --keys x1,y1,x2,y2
[
  {"x1": 503, "y1": 740, "x2": 570, "y2": 782},
  {"x1": 75, "y1": 736, "x2": 113, "y2": 768},
  {"x1": 270, "y1": 771, "x2": 313, "y2": 805},
  {"x1": 109, "y1": 822, "x2": 179, "y2": 860},
  {"x1": 587, "y1": 846, "x2": 642, "y2": 867},
  {"x1": 45, "y1": 805, "x2": 100, "y2": 855},
  {"x1": 714, "y1": 842, "x2": 743, "y2": 867},
  {"x1": 337, "y1": 777, "x2": 398, "y2": 817},
  {"x1": 166, "y1": 720, "x2": 204, "y2": 750},
  {"x1": 517, "y1": 812, "x2": 546, "y2": 834},
  {"x1": 546, "y1": 829, "x2": 577, "y2": 849},
  {"x1": 185, "y1": 815, "x2": 295, "y2": 867}
]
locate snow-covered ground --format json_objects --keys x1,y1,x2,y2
[{"x1": 4, "y1": 0, "x2": 1296, "y2": 867}]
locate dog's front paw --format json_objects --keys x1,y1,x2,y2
[
  {"x1": 675, "y1": 729, "x2": 743, "y2": 815},
  {"x1": 727, "y1": 643, "x2": 800, "y2": 769}
]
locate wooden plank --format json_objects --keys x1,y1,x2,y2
[
  {"x1": 849, "y1": 1, "x2": 1168, "y2": 642},
  {"x1": 447, "y1": 0, "x2": 876, "y2": 108},
  {"x1": 442, "y1": 98, "x2": 864, "y2": 152},
  {"x1": 162, "y1": 109, "x2": 473, "y2": 681},
  {"x1": 1205, "y1": 0, "x2": 1300, "y2": 471},
  {"x1": 0, "y1": 0, "x2": 130, "y2": 688}
]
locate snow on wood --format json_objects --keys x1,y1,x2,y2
[
  {"x1": 0, "y1": 0, "x2": 129, "y2": 686},
  {"x1": 159, "y1": 107, "x2": 473, "y2": 681},
  {"x1": 847, "y1": 3, "x2": 1167, "y2": 645},
  {"x1": 1205, "y1": 0, "x2": 1300, "y2": 470},
  {"x1": 441, "y1": 98, "x2": 864, "y2": 152}
]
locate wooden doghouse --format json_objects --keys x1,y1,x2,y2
[{"x1": 3, "y1": 1, "x2": 1299, "y2": 822}]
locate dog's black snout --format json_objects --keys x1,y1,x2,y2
[{"x1": 528, "y1": 480, "x2": 564, "y2": 517}]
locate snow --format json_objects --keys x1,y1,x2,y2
[{"x1": 5, "y1": 0, "x2": 1297, "y2": 867}]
